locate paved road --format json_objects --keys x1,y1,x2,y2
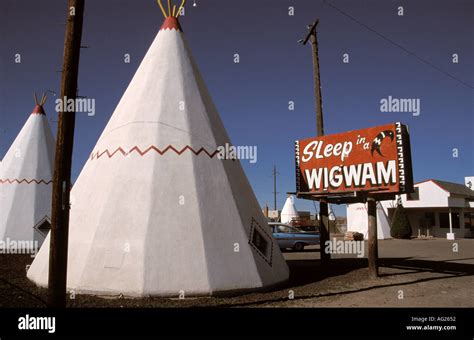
[
  {"x1": 0, "y1": 238, "x2": 472, "y2": 307},
  {"x1": 277, "y1": 238, "x2": 474, "y2": 307},
  {"x1": 284, "y1": 238, "x2": 474, "y2": 264}
]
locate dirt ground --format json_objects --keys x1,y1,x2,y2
[{"x1": 0, "y1": 238, "x2": 473, "y2": 308}]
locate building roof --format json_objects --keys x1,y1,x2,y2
[{"x1": 418, "y1": 179, "x2": 474, "y2": 198}]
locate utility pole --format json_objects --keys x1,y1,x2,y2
[
  {"x1": 299, "y1": 20, "x2": 330, "y2": 266},
  {"x1": 272, "y1": 165, "x2": 278, "y2": 210},
  {"x1": 48, "y1": 0, "x2": 85, "y2": 308}
]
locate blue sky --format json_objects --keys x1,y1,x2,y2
[{"x1": 1, "y1": 0, "x2": 473, "y2": 217}]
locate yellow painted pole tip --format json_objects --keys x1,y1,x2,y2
[
  {"x1": 176, "y1": 0, "x2": 186, "y2": 18},
  {"x1": 156, "y1": 0, "x2": 168, "y2": 19}
]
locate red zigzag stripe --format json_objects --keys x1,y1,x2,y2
[
  {"x1": 90, "y1": 145, "x2": 219, "y2": 160},
  {"x1": 0, "y1": 179, "x2": 52, "y2": 185}
]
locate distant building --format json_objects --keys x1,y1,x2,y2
[
  {"x1": 264, "y1": 209, "x2": 312, "y2": 222},
  {"x1": 347, "y1": 178, "x2": 474, "y2": 239},
  {"x1": 465, "y1": 176, "x2": 474, "y2": 190}
]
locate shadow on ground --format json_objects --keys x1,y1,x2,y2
[
  {"x1": 0, "y1": 254, "x2": 473, "y2": 307},
  {"x1": 288, "y1": 256, "x2": 474, "y2": 286}
]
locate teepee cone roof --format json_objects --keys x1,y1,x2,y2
[
  {"x1": 31, "y1": 92, "x2": 47, "y2": 115},
  {"x1": 31, "y1": 105, "x2": 45, "y2": 115},
  {"x1": 28, "y1": 6, "x2": 289, "y2": 296},
  {"x1": 281, "y1": 195, "x2": 298, "y2": 224},
  {"x1": 161, "y1": 16, "x2": 182, "y2": 31},
  {"x1": 0, "y1": 96, "x2": 54, "y2": 248}
]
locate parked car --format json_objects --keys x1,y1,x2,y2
[
  {"x1": 293, "y1": 224, "x2": 320, "y2": 233},
  {"x1": 269, "y1": 222, "x2": 320, "y2": 251}
]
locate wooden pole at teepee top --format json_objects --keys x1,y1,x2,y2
[{"x1": 48, "y1": 0, "x2": 85, "y2": 308}]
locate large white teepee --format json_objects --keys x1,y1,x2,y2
[
  {"x1": 28, "y1": 13, "x2": 289, "y2": 296},
  {"x1": 0, "y1": 98, "x2": 54, "y2": 249},
  {"x1": 281, "y1": 195, "x2": 298, "y2": 224},
  {"x1": 346, "y1": 202, "x2": 391, "y2": 239}
]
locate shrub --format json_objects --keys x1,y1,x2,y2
[{"x1": 390, "y1": 203, "x2": 412, "y2": 239}]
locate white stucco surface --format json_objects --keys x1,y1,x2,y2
[
  {"x1": 0, "y1": 110, "x2": 54, "y2": 248},
  {"x1": 28, "y1": 23, "x2": 289, "y2": 296}
]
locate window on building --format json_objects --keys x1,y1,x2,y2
[
  {"x1": 407, "y1": 187, "x2": 419, "y2": 201},
  {"x1": 439, "y1": 213, "x2": 449, "y2": 228},
  {"x1": 451, "y1": 212, "x2": 460, "y2": 228},
  {"x1": 439, "y1": 212, "x2": 460, "y2": 228},
  {"x1": 464, "y1": 213, "x2": 473, "y2": 230},
  {"x1": 468, "y1": 213, "x2": 474, "y2": 231},
  {"x1": 425, "y1": 212, "x2": 435, "y2": 227}
]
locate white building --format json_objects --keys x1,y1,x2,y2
[{"x1": 347, "y1": 178, "x2": 474, "y2": 239}]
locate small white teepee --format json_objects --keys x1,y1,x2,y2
[
  {"x1": 281, "y1": 195, "x2": 298, "y2": 224},
  {"x1": 328, "y1": 204, "x2": 336, "y2": 221},
  {"x1": 28, "y1": 5, "x2": 289, "y2": 296},
  {"x1": 0, "y1": 95, "x2": 54, "y2": 249}
]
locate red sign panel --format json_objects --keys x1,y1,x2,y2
[{"x1": 295, "y1": 122, "x2": 413, "y2": 196}]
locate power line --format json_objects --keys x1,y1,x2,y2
[{"x1": 323, "y1": 0, "x2": 473, "y2": 90}]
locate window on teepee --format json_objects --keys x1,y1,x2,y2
[
  {"x1": 252, "y1": 230, "x2": 269, "y2": 256},
  {"x1": 249, "y1": 219, "x2": 273, "y2": 266},
  {"x1": 34, "y1": 218, "x2": 51, "y2": 237}
]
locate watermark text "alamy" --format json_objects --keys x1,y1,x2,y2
[
  {"x1": 380, "y1": 95, "x2": 420, "y2": 116},
  {"x1": 55, "y1": 96, "x2": 95, "y2": 116},
  {"x1": 217, "y1": 143, "x2": 257, "y2": 164},
  {"x1": 324, "y1": 238, "x2": 364, "y2": 258}
]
